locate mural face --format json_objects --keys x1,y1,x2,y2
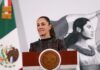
[{"x1": 82, "y1": 21, "x2": 95, "y2": 39}]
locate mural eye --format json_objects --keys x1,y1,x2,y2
[{"x1": 87, "y1": 25, "x2": 91, "y2": 29}]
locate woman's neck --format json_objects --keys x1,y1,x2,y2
[
  {"x1": 78, "y1": 36, "x2": 87, "y2": 44},
  {"x1": 40, "y1": 34, "x2": 51, "y2": 39}
]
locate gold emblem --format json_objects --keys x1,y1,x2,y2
[{"x1": 39, "y1": 49, "x2": 61, "y2": 70}]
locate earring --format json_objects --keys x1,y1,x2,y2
[{"x1": 76, "y1": 27, "x2": 81, "y2": 32}]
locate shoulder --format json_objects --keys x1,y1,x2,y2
[
  {"x1": 71, "y1": 42, "x2": 88, "y2": 49},
  {"x1": 57, "y1": 38, "x2": 64, "y2": 42},
  {"x1": 54, "y1": 38, "x2": 64, "y2": 45},
  {"x1": 53, "y1": 38, "x2": 63, "y2": 42},
  {"x1": 30, "y1": 40, "x2": 40, "y2": 46},
  {"x1": 29, "y1": 40, "x2": 40, "y2": 52}
]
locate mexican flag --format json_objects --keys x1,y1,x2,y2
[{"x1": 0, "y1": 0, "x2": 22, "y2": 70}]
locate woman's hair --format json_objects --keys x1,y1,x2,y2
[
  {"x1": 38, "y1": 16, "x2": 56, "y2": 38},
  {"x1": 64, "y1": 17, "x2": 89, "y2": 47}
]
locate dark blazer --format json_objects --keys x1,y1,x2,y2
[{"x1": 29, "y1": 38, "x2": 66, "y2": 52}]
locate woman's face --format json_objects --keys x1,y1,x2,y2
[
  {"x1": 82, "y1": 21, "x2": 94, "y2": 39},
  {"x1": 37, "y1": 18, "x2": 51, "y2": 37}
]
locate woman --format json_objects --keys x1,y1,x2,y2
[
  {"x1": 64, "y1": 17, "x2": 100, "y2": 70},
  {"x1": 29, "y1": 16, "x2": 66, "y2": 52},
  {"x1": 64, "y1": 18, "x2": 95, "y2": 56}
]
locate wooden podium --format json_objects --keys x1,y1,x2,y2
[{"x1": 22, "y1": 51, "x2": 77, "y2": 66}]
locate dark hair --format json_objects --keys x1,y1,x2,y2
[
  {"x1": 73, "y1": 17, "x2": 89, "y2": 32},
  {"x1": 38, "y1": 16, "x2": 56, "y2": 38},
  {"x1": 64, "y1": 17, "x2": 89, "y2": 47}
]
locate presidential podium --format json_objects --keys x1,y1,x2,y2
[{"x1": 22, "y1": 51, "x2": 77, "y2": 70}]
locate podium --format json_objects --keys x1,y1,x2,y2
[{"x1": 22, "y1": 51, "x2": 77, "y2": 70}]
